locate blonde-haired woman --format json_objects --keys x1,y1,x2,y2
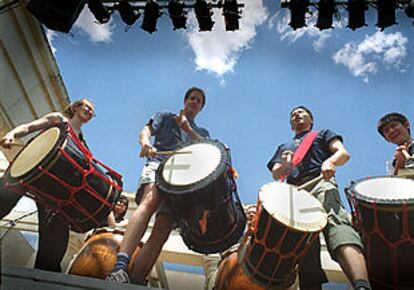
[{"x1": 0, "y1": 98, "x2": 95, "y2": 272}]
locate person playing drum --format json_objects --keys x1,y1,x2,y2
[
  {"x1": 267, "y1": 106, "x2": 371, "y2": 290},
  {"x1": 107, "y1": 87, "x2": 210, "y2": 284},
  {"x1": 0, "y1": 98, "x2": 95, "y2": 272},
  {"x1": 377, "y1": 112, "x2": 414, "y2": 175}
]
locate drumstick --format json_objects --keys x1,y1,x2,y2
[
  {"x1": 6, "y1": 143, "x2": 25, "y2": 147},
  {"x1": 155, "y1": 150, "x2": 192, "y2": 156},
  {"x1": 297, "y1": 175, "x2": 324, "y2": 192},
  {"x1": 402, "y1": 149, "x2": 411, "y2": 159}
]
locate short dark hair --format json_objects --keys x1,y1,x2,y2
[
  {"x1": 184, "y1": 87, "x2": 206, "y2": 108},
  {"x1": 377, "y1": 112, "x2": 410, "y2": 138},
  {"x1": 290, "y1": 106, "x2": 314, "y2": 130}
]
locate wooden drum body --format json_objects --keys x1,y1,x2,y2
[
  {"x1": 239, "y1": 182, "x2": 327, "y2": 289},
  {"x1": 67, "y1": 227, "x2": 141, "y2": 279},
  {"x1": 157, "y1": 139, "x2": 246, "y2": 254},
  {"x1": 5, "y1": 124, "x2": 122, "y2": 232},
  {"x1": 346, "y1": 176, "x2": 414, "y2": 290}
]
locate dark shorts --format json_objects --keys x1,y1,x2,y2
[{"x1": 298, "y1": 238, "x2": 328, "y2": 288}]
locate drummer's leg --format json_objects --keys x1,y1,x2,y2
[
  {"x1": 0, "y1": 177, "x2": 23, "y2": 219},
  {"x1": 34, "y1": 205, "x2": 69, "y2": 272},
  {"x1": 107, "y1": 184, "x2": 162, "y2": 283},
  {"x1": 119, "y1": 183, "x2": 161, "y2": 256},
  {"x1": 334, "y1": 245, "x2": 369, "y2": 288},
  {"x1": 314, "y1": 179, "x2": 370, "y2": 289},
  {"x1": 298, "y1": 238, "x2": 328, "y2": 290},
  {"x1": 118, "y1": 161, "x2": 161, "y2": 257},
  {"x1": 129, "y1": 211, "x2": 174, "y2": 284}
]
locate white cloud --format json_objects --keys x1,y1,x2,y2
[
  {"x1": 45, "y1": 29, "x2": 58, "y2": 54},
  {"x1": 73, "y1": 8, "x2": 115, "y2": 43},
  {"x1": 333, "y1": 31, "x2": 408, "y2": 83},
  {"x1": 185, "y1": 0, "x2": 268, "y2": 77},
  {"x1": 270, "y1": 10, "x2": 346, "y2": 52}
]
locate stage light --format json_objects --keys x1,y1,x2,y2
[
  {"x1": 168, "y1": 0, "x2": 187, "y2": 30},
  {"x1": 88, "y1": 0, "x2": 111, "y2": 24},
  {"x1": 376, "y1": 0, "x2": 397, "y2": 30},
  {"x1": 315, "y1": 0, "x2": 336, "y2": 30},
  {"x1": 194, "y1": 0, "x2": 214, "y2": 31},
  {"x1": 405, "y1": 0, "x2": 414, "y2": 18},
  {"x1": 223, "y1": 0, "x2": 241, "y2": 31},
  {"x1": 347, "y1": 0, "x2": 367, "y2": 30},
  {"x1": 26, "y1": 0, "x2": 85, "y2": 33},
  {"x1": 287, "y1": 0, "x2": 309, "y2": 30},
  {"x1": 116, "y1": 1, "x2": 140, "y2": 26},
  {"x1": 141, "y1": 0, "x2": 162, "y2": 33}
]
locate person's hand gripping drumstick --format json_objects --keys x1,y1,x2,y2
[
  {"x1": 393, "y1": 144, "x2": 414, "y2": 174},
  {"x1": 0, "y1": 133, "x2": 22, "y2": 149},
  {"x1": 321, "y1": 158, "x2": 337, "y2": 180},
  {"x1": 281, "y1": 150, "x2": 294, "y2": 176},
  {"x1": 139, "y1": 143, "x2": 157, "y2": 158},
  {"x1": 175, "y1": 110, "x2": 203, "y2": 141}
]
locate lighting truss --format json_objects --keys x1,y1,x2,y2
[{"x1": 281, "y1": 0, "x2": 414, "y2": 31}]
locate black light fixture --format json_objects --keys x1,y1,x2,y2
[
  {"x1": 315, "y1": 0, "x2": 336, "y2": 30},
  {"x1": 194, "y1": 0, "x2": 214, "y2": 31},
  {"x1": 88, "y1": 0, "x2": 111, "y2": 24},
  {"x1": 141, "y1": 0, "x2": 162, "y2": 33},
  {"x1": 116, "y1": 1, "x2": 140, "y2": 26},
  {"x1": 376, "y1": 0, "x2": 397, "y2": 30},
  {"x1": 168, "y1": 0, "x2": 187, "y2": 30},
  {"x1": 405, "y1": 0, "x2": 414, "y2": 18},
  {"x1": 223, "y1": 0, "x2": 241, "y2": 31},
  {"x1": 287, "y1": 0, "x2": 309, "y2": 30},
  {"x1": 26, "y1": 0, "x2": 86, "y2": 33},
  {"x1": 347, "y1": 0, "x2": 367, "y2": 30}
]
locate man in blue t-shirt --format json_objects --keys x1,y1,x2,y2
[
  {"x1": 267, "y1": 106, "x2": 371, "y2": 290},
  {"x1": 107, "y1": 87, "x2": 210, "y2": 284}
]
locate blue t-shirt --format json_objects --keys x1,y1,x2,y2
[
  {"x1": 147, "y1": 111, "x2": 210, "y2": 162},
  {"x1": 267, "y1": 129, "x2": 343, "y2": 184}
]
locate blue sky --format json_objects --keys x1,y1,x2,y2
[{"x1": 44, "y1": 0, "x2": 414, "y2": 210}]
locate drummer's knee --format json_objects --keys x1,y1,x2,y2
[{"x1": 140, "y1": 184, "x2": 161, "y2": 211}]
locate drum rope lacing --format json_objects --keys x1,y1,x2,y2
[
  {"x1": 239, "y1": 198, "x2": 319, "y2": 288},
  {"x1": 347, "y1": 191, "x2": 413, "y2": 289},
  {"x1": 7, "y1": 126, "x2": 122, "y2": 232}
]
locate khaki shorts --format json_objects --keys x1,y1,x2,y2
[
  {"x1": 308, "y1": 178, "x2": 364, "y2": 261},
  {"x1": 135, "y1": 161, "x2": 175, "y2": 219}
]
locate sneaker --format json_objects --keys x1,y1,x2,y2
[{"x1": 106, "y1": 268, "x2": 130, "y2": 284}]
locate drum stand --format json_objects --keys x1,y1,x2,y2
[{"x1": 0, "y1": 210, "x2": 37, "y2": 243}]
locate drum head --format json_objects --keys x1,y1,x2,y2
[
  {"x1": 347, "y1": 176, "x2": 414, "y2": 205},
  {"x1": 259, "y1": 182, "x2": 327, "y2": 232},
  {"x1": 10, "y1": 127, "x2": 61, "y2": 178},
  {"x1": 159, "y1": 140, "x2": 227, "y2": 191}
]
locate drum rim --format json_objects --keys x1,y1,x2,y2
[
  {"x1": 156, "y1": 139, "x2": 230, "y2": 195},
  {"x1": 259, "y1": 182, "x2": 328, "y2": 233},
  {"x1": 5, "y1": 124, "x2": 67, "y2": 184},
  {"x1": 345, "y1": 175, "x2": 414, "y2": 206}
]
